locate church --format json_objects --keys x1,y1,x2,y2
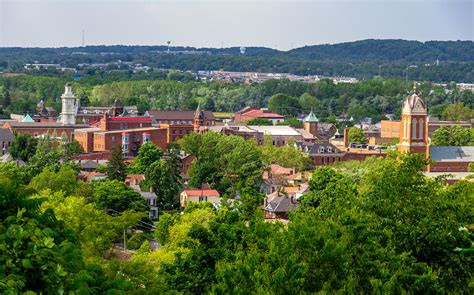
[{"x1": 397, "y1": 85, "x2": 473, "y2": 173}]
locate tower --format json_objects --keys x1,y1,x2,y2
[
  {"x1": 193, "y1": 103, "x2": 204, "y2": 132},
  {"x1": 303, "y1": 110, "x2": 319, "y2": 137},
  {"x1": 397, "y1": 84, "x2": 428, "y2": 154},
  {"x1": 60, "y1": 83, "x2": 77, "y2": 125},
  {"x1": 111, "y1": 99, "x2": 124, "y2": 117}
]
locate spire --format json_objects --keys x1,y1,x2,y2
[
  {"x1": 304, "y1": 111, "x2": 319, "y2": 123},
  {"x1": 194, "y1": 102, "x2": 204, "y2": 120}
]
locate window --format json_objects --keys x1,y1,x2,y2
[
  {"x1": 112, "y1": 136, "x2": 115, "y2": 143},
  {"x1": 418, "y1": 119, "x2": 424, "y2": 139},
  {"x1": 411, "y1": 118, "x2": 417, "y2": 139}
]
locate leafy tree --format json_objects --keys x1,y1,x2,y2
[
  {"x1": 268, "y1": 93, "x2": 301, "y2": 116},
  {"x1": 9, "y1": 133, "x2": 38, "y2": 162},
  {"x1": 28, "y1": 165, "x2": 79, "y2": 196},
  {"x1": 129, "y1": 142, "x2": 163, "y2": 174},
  {"x1": 259, "y1": 135, "x2": 312, "y2": 171},
  {"x1": 299, "y1": 92, "x2": 321, "y2": 111},
  {"x1": 442, "y1": 103, "x2": 473, "y2": 121},
  {"x1": 431, "y1": 126, "x2": 473, "y2": 146},
  {"x1": 106, "y1": 144, "x2": 127, "y2": 181},
  {"x1": 63, "y1": 140, "x2": 84, "y2": 158},
  {"x1": 0, "y1": 177, "x2": 92, "y2": 293},
  {"x1": 145, "y1": 159, "x2": 181, "y2": 210},
  {"x1": 246, "y1": 118, "x2": 273, "y2": 126},
  {"x1": 91, "y1": 179, "x2": 149, "y2": 213},
  {"x1": 347, "y1": 127, "x2": 368, "y2": 144},
  {"x1": 276, "y1": 117, "x2": 304, "y2": 128}
]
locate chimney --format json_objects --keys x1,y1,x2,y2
[{"x1": 343, "y1": 128, "x2": 349, "y2": 148}]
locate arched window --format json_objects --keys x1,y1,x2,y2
[
  {"x1": 403, "y1": 118, "x2": 407, "y2": 139},
  {"x1": 418, "y1": 119, "x2": 424, "y2": 139},
  {"x1": 411, "y1": 118, "x2": 417, "y2": 139}
]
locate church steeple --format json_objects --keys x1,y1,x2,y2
[
  {"x1": 193, "y1": 102, "x2": 205, "y2": 132},
  {"x1": 397, "y1": 83, "x2": 428, "y2": 154}
]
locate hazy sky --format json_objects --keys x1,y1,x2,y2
[{"x1": 0, "y1": 0, "x2": 472, "y2": 50}]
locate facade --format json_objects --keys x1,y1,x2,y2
[
  {"x1": 397, "y1": 90, "x2": 428, "y2": 154},
  {"x1": 180, "y1": 189, "x2": 221, "y2": 208},
  {"x1": 2, "y1": 121, "x2": 88, "y2": 142},
  {"x1": 93, "y1": 128, "x2": 168, "y2": 157},
  {"x1": 146, "y1": 109, "x2": 216, "y2": 126},
  {"x1": 60, "y1": 83, "x2": 77, "y2": 125},
  {"x1": 160, "y1": 124, "x2": 194, "y2": 143},
  {"x1": 381, "y1": 118, "x2": 472, "y2": 139},
  {"x1": 0, "y1": 128, "x2": 14, "y2": 155}
]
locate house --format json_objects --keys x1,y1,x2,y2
[
  {"x1": 180, "y1": 189, "x2": 221, "y2": 208},
  {"x1": 263, "y1": 191, "x2": 298, "y2": 220},
  {"x1": 428, "y1": 146, "x2": 474, "y2": 172},
  {"x1": 0, "y1": 128, "x2": 14, "y2": 155},
  {"x1": 79, "y1": 171, "x2": 107, "y2": 182},
  {"x1": 234, "y1": 107, "x2": 285, "y2": 125},
  {"x1": 261, "y1": 164, "x2": 296, "y2": 194}
]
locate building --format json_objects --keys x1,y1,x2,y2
[
  {"x1": 60, "y1": 83, "x2": 78, "y2": 125},
  {"x1": 381, "y1": 117, "x2": 472, "y2": 139},
  {"x1": 180, "y1": 189, "x2": 221, "y2": 208},
  {"x1": 2, "y1": 84, "x2": 91, "y2": 141},
  {"x1": 0, "y1": 128, "x2": 14, "y2": 155},
  {"x1": 263, "y1": 191, "x2": 298, "y2": 220},
  {"x1": 76, "y1": 100, "x2": 139, "y2": 124},
  {"x1": 396, "y1": 86, "x2": 473, "y2": 175},
  {"x1": 146, "y1": 109, "x2": 216, "y2": 126},
  {"x1": 296, "y1": 142, "x2": 344, "y2": 166},
  {"x1": 234, "y1": 107, "x2": 285, "y2": 125},
  {"x1": 397, "y1": 89, "x2": 428, "y2": 154},
  {"x1": 246, "y1": 126, "x2": 303, "y2": 146}
]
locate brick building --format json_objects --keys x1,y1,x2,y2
[
  {"x1": 380, "y1": 118, "x2": 472, "y2": 139},
  {"x1": 75, "y1": 113, "x2": 167, "y2": 157},
  {"x1": 2, "y1": 121, "x2": 89, "y2": 142},
  {"x1": 0, "y1": 128, "x2": 14, "y2": 155},
  {"x1": 146, "y1": 109, "x2": 216, "y2": 126}
]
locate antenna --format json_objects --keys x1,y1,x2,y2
[{"x1": 82, "y1": 29, "x2": 85, "y2": 47}]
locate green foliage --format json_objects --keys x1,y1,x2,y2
[
  {"x1": 28, "y1": 165, "x2": 80, "y2": 196},
  {"x1": 348, "y1": 127, "x2": 368, "y2": 144},
  {"x1": 268, "y1": 93, "x2": 301, "y2": 116},
  {"x1": 276, "y1": 117, "x2": 304, "y2": 128},
  {"x1": 129, "y1": 142, "x2": 163, "y2": 174},
  {"x1": 246, "y1": 117, "x2": 273, "y2": 126},
  {"x1": 91, "y1": 179, "x2": 149, "y2": 213},
  {"x1": 144, "y1": 159, "x2": 181, "y2": 210},
  {"x1": 431, "y1": 126, "x2": 473, "y2": 146},
  {"x1": 180, "y1": 132, "x2": 262, "y2": 194},
  {"x1": 442, "y1": 102, "x2": 473, "y2": 121},
  {"x1": 259, "y1": 135, "x2": 312, "y2": 171},
  {"x1": 63, "y1": 141, "x2": 84, "y2": 158},
  {"x1": 106, "y1": 145, "x2": 127, "y2": 182},
  {"x1": 9, "y1": 133, "x2": 38, "y2": 162}
]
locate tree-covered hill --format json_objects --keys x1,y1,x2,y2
[
  {"x1": 288, "y1": 39, "x2": 474, "y2": 63},
  {"x1": 1, "y1": 39, "x2": 473, "y2": 82}
]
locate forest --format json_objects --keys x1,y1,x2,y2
[
  {"x1": 1, "y1": 74, "x2": 473, "y2": 124},
  {"x1": 1, "y1": 39, "x2": 474, "y2": 82},
  {"x1": 1, "y1": 130, "x2": 473, "y2": 293}
]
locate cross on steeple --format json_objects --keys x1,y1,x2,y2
[{"x1": 455, "y1": 148, "x2": 464, "y2": 159}]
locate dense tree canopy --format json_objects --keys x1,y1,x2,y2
[
  {"x1": 431, "y1": 126, "x2": 473, "y2": 146},
  {"x1": 348, "y1": 127, "x2": 368, "y2": 144}
]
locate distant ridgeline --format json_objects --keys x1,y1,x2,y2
[{"x1": 1, "y1": 39, "x2": 474, "y2": 82}]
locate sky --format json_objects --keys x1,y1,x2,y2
[{"x1": 0, "y1": 0, "x2": 472, "y2": 50}]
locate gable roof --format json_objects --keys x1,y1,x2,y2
[
  {"x1": 429, "y1": 146, "x2": 474, "y2": 162},
  {"x1": 264, "y1": 192, "x2": 298, "y2": 213},
  {"x1": 181, "y1": 189, "x2": 220, "y2": 197},
  {"x1": 147, "y1": 110, "x2": 215, "y2": 121},
  {"x1": 241, "y1": 109, "x2": 285, "y2": 119},
  {"x1": 0, "y1": 128, "x2": 14, "y2": 141}
]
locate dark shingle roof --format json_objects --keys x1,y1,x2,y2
[
  {"x1": 264, "y1": 192, "x2": 298, "y2": 213},
  {"x1": 0, "y1": 128, "x2": 14, "y2": 141},
  {"x1": 147, "y1": 110, "x2": 215, "y2": 121}
]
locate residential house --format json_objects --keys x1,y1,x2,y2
[
  {"x1": 263, "y1": 191, "x2": 298, "y2": 220},
  {"x1": 180, "y1": 189, "x2": 221, "y2": 208}
]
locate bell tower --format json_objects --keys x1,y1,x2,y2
[
  {"x1": 60, "y1": 83, "x2": 77, "y2": 125},
  {"x1": 397, "y1": 83, "x2": 428, "y2": 154},
  {"x1": 303, "y1": 110, "x2": 319, "y2": 137}
]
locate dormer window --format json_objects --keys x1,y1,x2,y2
[{"x1": 319, "y1": 147, "x2": 325, "y2": 153}]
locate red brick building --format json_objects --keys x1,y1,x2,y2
[
  {"x1": 2, "y1": 121, "x2": 89, "y2": 142},
  {"x1": 234, "y1": 107, "x2": 285, "y2": 125}
]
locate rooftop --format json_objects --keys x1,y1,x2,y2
[
  {"x1": 181, "y1": 189, "x2": 220, "y2": 197},
  {"x1": 249, "y1": 125, "x2": 301, "y2": 136},
  {"x1": 429, "y1": 146, "x2": 474, "y2": 162}
]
